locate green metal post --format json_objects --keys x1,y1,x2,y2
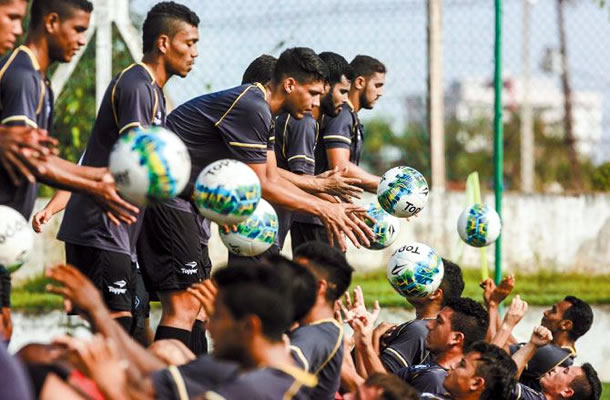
[{"x1": 494, "y1": 0, "x2": 504, "y2": 285}]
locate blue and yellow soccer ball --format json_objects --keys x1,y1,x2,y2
[
  {"x1": 457, "y1": 203, "x2": 502, "y2": 247},
  {"x1": 377, "y1": 166, "x2": 429, "y2": 218},
  {"x1": 109, "y1": 126, "x2": 191, "y2": 206},
  {"x1": 220, "y1": 199, "x2": 278, "y2": 256},
  {"x1": 387, "y1": 242, "x2": 444, "y2": 298},
  {"x1": 193, "y1": 159, "x2": 261, "y2": 225},
  {"x1": 365, "y1": 202, "x2": 400, "y2": 250}
]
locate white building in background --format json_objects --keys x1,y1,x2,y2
[{"x1": 407, "y1": 76, "x2": 603, "y2": 160}]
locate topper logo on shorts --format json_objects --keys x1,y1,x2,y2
[
  {"x1": 181, "y1": 261, "x2": 198, "y2": 275},
  {"x1": 108, "y1": 280, "x2": 127, "y2": 295}
]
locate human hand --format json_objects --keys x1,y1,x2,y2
[
  {"x1": 319, "y1": 202, "x2": 372, "y2": 251},
  {"x1": 529, "y1": 325, "x2": 553, "y2": 348},
  {"x1": 373, "y1": 322, "x2": 397, "y2": 352},
  {"x1": 0, "y1": 307, "x2": 12, "y2": 341},
  {"x1": 503, "y1": 295, "x2": 528, "y2": 328},
  {"x1": 187, "y1": 280, "x2": 218, "y2": 318},
  {"x1": 0, "y1": 127, "x2": 57, "y2": 185},
  {"x1": 32, "y1": 208, "x2": 53, "y2": 233},
  {"x1": 316, "y1": 166, "x2": 363, "y2": 202},
  {"x1": 95, "y1": 170, "x2": 139, "y2": 225},
  {"x1": 46, "y1": 264, "x2": 105, "y2": 316},
  {"x1": 490, "y1": 275, "x2": 515, "y2": 305}
]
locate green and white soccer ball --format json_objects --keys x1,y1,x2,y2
[
  {"x1": 387, "y1": 242, "x2": 444, "y2": 298},
  {"x1": 0, "y1": 206, "x2": 34, "y2": 273},
  {"x1": 377, "y1": 166, "x2": 429, "y2": 218},
  {"x1": 220, "y1": 199, "x2": 278, "y2": 256},
  {"x1": 365, "y1": 202, "x2": 400, "y2": 250},
  {"x1": 109, "y1": 126, "x2": 191, "y2": 206},
  {"x1": 193, "y1": 159, "x2": 261, "y2": 225},
  {"x1": 457, "y1": 203, "x2": 502, "y2": 247}
]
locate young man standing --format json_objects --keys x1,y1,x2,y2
[{"x1": 57, "y1": 2, "x2": 200, "y2": 337}]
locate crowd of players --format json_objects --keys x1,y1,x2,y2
[{"x1": 0, "y1": 0, "x2": 603, "y2": 399}]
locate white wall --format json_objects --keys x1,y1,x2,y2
[{"x1": 16, "y1": 192, "x2": 610, "y2": 283}]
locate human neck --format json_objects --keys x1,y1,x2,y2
[
  {"x1": 414, "y1": 302, "x2": 441, "y2": 320},
  {"x1": 451, "y1": 392, "x2": 482, "y2": 400},
  {"x1": 433, "y1": 347, "x2": 463, "y2": 370},
  {"x1": 265, "y1": 82, "x2": 286, "y2": 116},
  {"x1": 302, "y1": 298, "x2": 334, "y2": 324},
  {"x1": 347, "y1": 89, "x2": 361, "y2": 112},
  {"x1": 25, "y1": 33, "x2": 51, "y2": 75},
  {"x1": 249, "y1": 336, "x2": 295, "y2": 370},
  {"x1": 551, "y1": 331, "x2": 575, "y2": 350},
  {"x1": 141, "y1": 53, "x2": 171, "y2": 88}
]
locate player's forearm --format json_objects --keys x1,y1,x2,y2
[
  {"x1": 356, "y1": 340, "x2": 388, "y2": 376},
  {"x1": 27, "y1": 156, "x2": 104, "y2": 195},
  {"x1": 329, "y1": 160, "x2": 379, "y2": 193},
  {"x1": 277, "y1": 168, "x2": 321, "y2": 194},
  {"x1": 44, "y1": 190, "x2": 71, "y2": 215},
  {"x1": 486, "y1": 303, "x2": 499, "y2": 342},
  {"x1": 261, "y1": 175, "x2": 326, "y2": 216},
  {"x1": 340, "y1": 366, "x2": 365, "y2": 392},
  {"x1": 511, "y1": 342, "x2": 537, "y2": 378},
  {"x1": 47, "y1": 156, "x2": 106, "y2": 181}
]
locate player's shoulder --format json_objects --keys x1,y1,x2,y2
[
  {"x1": 289, "y1": 113, "x2": 317, "y2": 130},
  {"x1": 299, "y1": 318, "x2": 343, "y2": 338},
  {"x1": 323, "y1": 103, "x2": 353, "y2": 126},
  {"x1": 114, "y1": 63, "x2": 156, "y2": 91},
  {"x1": 0, "y1": 46, "x2": 40, "y2": 82}
]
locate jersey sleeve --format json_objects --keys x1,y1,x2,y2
[
  {"x1": 0, "y1": 70, "x2": 40, "y2": 128},
  {"x1": 511, "y1": 383, "x2": 546, "y2": 400},
  {"x1": 113, "y1": 76, "x2": 156, "y2": 134},
  {"x1": 321, "y1": 108, "x2": 353, "y2": 150},
  {"x1": 282, "y1": 115, "x2": 317, "y2": 174},
  {"x1": 289, "y1": 322, "x2": 343, "y2": 373},
  {"x1": 215, "y1": 87, "x2": 269, "y2": 164},
  {"x1": 267, "y1": 118, "x2": 276, "y2": 151},
  {"x1": 380, "y1": 322, "x2": 429, "y2": 373}
]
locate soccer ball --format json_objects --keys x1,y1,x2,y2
[
  {"x1": 365, "y1": 202, "x2": 400, "y2": 250},
  {"x1": 387, "y1": 242, "x2": 444, "y2": 298},
  {"x1": 220, "y1": 199, "x2": 278, "y2": 256},
  {"x1": 193, "y1": 159, "x2": 261, "y2": 225},
  {"x1": 457, "y1": 203, "x2": 502, "y2": 247},
  {"x1": 109, "y1": 126, "x2": 191, "y2": 206},
  {"x1": 0, "y1": 206, "x2": 34, "y2": 273},
  {"x1": 377, "y1": 166, "x2": 429, "y2": 218}
]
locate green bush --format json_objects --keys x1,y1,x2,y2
[{"x1": 592, "y1": 162, "x2": 610, "y2": 191}]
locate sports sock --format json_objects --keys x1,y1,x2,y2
[
  {"x1": 115, "y1": 317, "x2": 133, "y2": 334},
  {"x1": 189, "y1": 319, "x2": 208, "y2": 355},
  {"x1": 154, "y1": 325, "x2": 191, "y2": 348}
]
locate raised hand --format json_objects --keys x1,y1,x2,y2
[
  {"x1": 503, "y1": 295, "x2": 528, "y2": 328},
  {"x1": 46, "y1": 264, "x2": 105, "y2": 315},
  {"x1": 529, "y1": 325, "x2": 553, "y2": 348}
]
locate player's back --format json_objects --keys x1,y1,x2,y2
[
  {"x1": 381, "y1": 318, "x2": 431, "y2": 373},
  {"x1": 395, "y1": 362, "x2": 450, "y2": 398},
  {"x1": 289, "y1": 319, "x2": 344, "y2": 400}
]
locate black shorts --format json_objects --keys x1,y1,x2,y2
[
  {"x1": 137, "y1": 203, "x2": 210, "y2": 293},
  {"x1": 0, "y1": 268, "x2": 11, "y2": 308},
  {"x1": 227, "y1": 245, "x2": 281, "y2": 267},
  {"x1": 290, "y1": 221, "x2": 340, "y2": 253},
  {"x1": 65, "y1": 243, "x2": 136, "y2": 313}
]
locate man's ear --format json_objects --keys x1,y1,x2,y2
[
  {"x1": 560, "y1": 319, "x2": 573, "y2": 333},
  {"x1": 560, "y1": 386, "x2": 575, "y2": 398},
  {"x1": 283, "y1": 77, "x2": 296, "y2": 94},
  {"x1": 429, "y1": 288, "x2": 443, "y2": 303},
  {"x1": 470, "y1": 376, "x2": 485, "y2": 393},
  {"x1": 450, "y1": 331, "x2": 464, "y2": 347},
  {"x1": 353, "y1": 76, "x2": 366, "y2": 90},
  {"x1": 156, "y1": 34, "x2": 170, "y2": 55},
  {"x1": 244, "y1": 314, "x2": 263, "y2": 336},
  {"x1": 318, "y1": 279, "x2": 329, "y2": 298},
  {"x1": 44, "y1": 12, "x2": 60, "y2": 34}
]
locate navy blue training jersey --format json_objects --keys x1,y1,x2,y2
[
  {"x1": 162, "y1": 83, "x2": 271, "y2": 216},
  {"x1": 381, "y1": 319, "x2": 431, "y2": 373},
  {"x1": 511, "y1": 383, "x2": 546, "y2": 400},
  {"x1": 273, "y1": 113, "x2": 318, "y2": 247},
  {"x1": 314, "y1": 100, "x2": 363, "y2": 175},
  {"x1": 289, "y1": 319, "x2": 344, "y2": 400},
  {"x1": 58, "y1": 63, "x2": 166, "y2": 260},
  {"x1": 509, "y1": 343, "x2": 576, "y2": 391},
  {"x1": 395, "y1": 362, "x2": 450, "y2": 398},
  {"x1": 0, "y1": 46, "x2": 54, "y2": 220}
]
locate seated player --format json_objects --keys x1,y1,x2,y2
[
  {"x1": 290, "y1": 242, "x2": 353, "y2": 399},
  {"x1": 511, "y1": 326, "x2": 601, "y2": 400}
]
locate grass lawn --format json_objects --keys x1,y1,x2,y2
[
  {"x1": 350, "y1": 268, "x2": 610, "y2": 308},
  {"x1": 603, "y1": 383, "x2": 610, "y2": 399}
]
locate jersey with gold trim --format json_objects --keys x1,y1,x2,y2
[
  {"x1": 0, "y1": 46, "x2": 53, "y2": 219},
  {"x1": 289, "y1": 319, "x2": 344, "y2": 400},
  {"x1": 162, "y1": 83, "x2": 270, "y2": 216},
  {"x1": 273, "y1": 113, "x2": 318, "y2": 248},
  {"x1": 395, "y1": 362, "x2": 450, "y2": 398},
  {"x1": 509, "y1": 343, "x2": 575, "y2": 391},
  {"x1": 314, "y1": 102, "x2": 363, "y2": 175},
  {"x1": 380, "y1": 318, "x2": 431, "y2": 373},
  {"x1": 511, "y1": 383, "x2": 546, "y2": 400},
  {"x1": 58, "y1": 63, "x2": 165, "y2": 260}
]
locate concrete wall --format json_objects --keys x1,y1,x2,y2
[{"x1": 15, "y1": 192, "x2": 610, "y2": 282}]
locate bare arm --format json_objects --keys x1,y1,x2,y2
[
  {"x1": 327, "y1": 147, "x2": 381, "y2": 193},
  {"x1": 32, "y1": 190, "x2": 71, "y2": 233},
  {"x1": 490, "y1": 295, "x2": 528, "y2": 352},
  {"x1": 512, "y1": 326, "x2": 552, "y2": 378}
]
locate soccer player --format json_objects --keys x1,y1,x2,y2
[
  {"x1": 138, "y1": 47, "x2": 373, "y2": 348},
  {"x1": 290, "y1": 241, "x2": 353, "y2": 399},
  {"x1": 57, "y1": 2, "x2": 200, "y2": 337},
  {"x1": 511, "y1": 326, "x2": 601, "y2": 400},
  {"x1": 436, "y1": 341, "x2": 517, "y2": 400},
  {"x1": 291, "y1": 55, "x2": 386, "y2": 249}
]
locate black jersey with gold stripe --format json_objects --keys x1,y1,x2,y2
[{"x1": 0, "y1": 46, "x2": 53, "y2": 219}]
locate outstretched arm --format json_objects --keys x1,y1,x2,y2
[
  {"x1": 326, "y1": 148, "x2": 380, "y2": 193},
  {"x1": 512, "y1": 326, "x2": 552, "y2": 378}
]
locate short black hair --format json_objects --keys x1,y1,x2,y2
[
  {"x1": 572, "y1": 363, "x2": 601, "y2": 400},
  {"x1": 0, "y1": 0, "x2": 27, "y2": 5},
  {"x1": 30, "y1": 0, "x2": 93, "y2": 29},
  {"x1": 293, "y1": 241, "x2": 353, "y2": 302},
  {"x1": 242, "y1": 54, "x2": 277, "y2": 85},
  {"x1": 350, "y1": 55, "x2": 386, "y2": 79},
  {"x1": 364, "y1": 373, "x2": 419, "y2": 400},
  {"x1": 318, "y1": 52, "x2": 354, "y2": 85},
  {"x1": 273, "y1": 47, "x2": 328, "y2": 85},
  {"x1": 563, "y1": 296, "x2": 594, "y2": 341},
  {"x1": 439, "y1": 258, "x2": 465, "y2": 307},
  {"x1": 446, "y1": 297, "x2": 489, "y2": 350},
  {"x1": 213, "y1": 262, "x2": 294, "y2": 342},
  {"x1": 263, "y1": 254, "x2": 317, "y2": 324},
  {"x1": 142, "y1": 1, "x2": 200, "y2": 54},
  {"x1": 467, "y1": 342, "x2": 517, "y2": 400}
]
